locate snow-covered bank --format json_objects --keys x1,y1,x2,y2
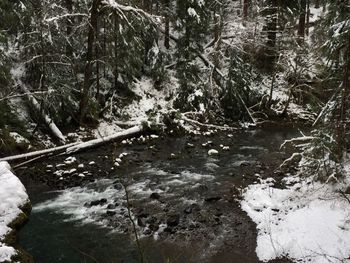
[
  {"x1": 0, "y1": 161, "x2": 31, "y2": 262},
  {"x1": 241, "y1": 175, "x2": 350, "y2": 263}
]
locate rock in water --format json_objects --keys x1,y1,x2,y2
[
  {"x1": 208, "y1": 149, "x2": 219, "y2": 156},
  {"x1": 150, "y1": 192, "x2": 161, "y2": 200},
  {"x1": 166, "y1": 214, "x2": 180, "y2": 227}
]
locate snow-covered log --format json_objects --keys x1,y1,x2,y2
[
  {"x1": 66, "y1": 125, "x2": 144, "y2": 154},
  {"x1": 0, "y1": 142, "x2": 80, "y2": 162},
  {"x1": 19, "y1": 83, "x2": 66, "y2": 143},
  {"x1": 0, "y1": 125, "x2": 145, "y2": 162},
  {"x1": 181, "y1": 115, "x2": 238, "y2": 131},
  {"x1": 10, "y1": 65, "x2": 66, "y2": 143}
]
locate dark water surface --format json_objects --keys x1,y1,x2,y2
[{"x1": 18, "y1": 128, "x2": 299, "y2": 263}]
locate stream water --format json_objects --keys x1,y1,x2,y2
[{"x1": 18, "y1": 128, "x2": 298, "y2": 263}]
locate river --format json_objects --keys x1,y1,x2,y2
[{"x1": 17, "y1": 127, "x2": 298, "y2": 263}]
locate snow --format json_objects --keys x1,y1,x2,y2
[
  {"x1": 241, "y1": 177, "x2": 350, "y2": 263},
  {"x1": 93, "y1": 122, "x2": 122, "y2": 138},
  {"x1": 208, "y1": 149, "x2": 219, "y2": 155},
  {"x1": 119, "y1": 76, "x2": 178, "y2": 125},
  {"x1": 0, "y1": 161, "x2": 29, "y2": 262},
  {"x1": 9, "y1": 132, "x2": 29, "y2": 144},
  {"x1": 187, "y1": 8, "x2": 200, "y2": 22}
]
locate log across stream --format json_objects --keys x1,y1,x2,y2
[{"x1": 16, "y1": 128, "x2": 298, "y2": 263}]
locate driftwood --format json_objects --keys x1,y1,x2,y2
[{"x1": 0, "y1": 125, "x2": 144, "y2": 163}]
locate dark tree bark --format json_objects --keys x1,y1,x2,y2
[
  {"x1": 114, "y1": 12, "x2": 119, "y2": 90},
  {"x1": 143, "y1": 0, "x2": 153, "y2": 14},
  {"x1": 340, "y1": 44, "x2": 350, "y2": 123},
  {"x1": 79, "y1": 0, "x2": 101, "y2": 125},
  {"x1": 266, "y1": 0, "x2": 277, "y2": 49},
  {"x1": 298, "y1": 0, "x2": 307, "y2": 43},
  {"x1": 315, "y1": 0, "x2": 320, "y2": 8},
  {"x1": 306, "y1": 0, "x2": 310, "y2": 36},
  {"x1": 243, "y1": 0, "x2": 249, "y2": 20},
  {"x1": 65, "y1": 0, "x2": 73, "y2": 57},
  {"x1": 164, "y1": 0, "x2": 170, "y2": 49}
]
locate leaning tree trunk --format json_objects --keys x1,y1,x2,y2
[{"x1": 79, "y1": 0, "x2": 101, "y2": 125}]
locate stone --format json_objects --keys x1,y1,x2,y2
[
  {"x1": 106, "y1": 210, "x2": 116, "y2": 216},
  {"x1": 90, "y1": 198, "x2": 108, "y2": 206},
  {"x1": 166, "y1": 214, "x2": 180, "y2": 227},
  {"x1": 150, "y1": 192, "x2": 161, "y2": 200},
  {"x1": 204, "y1": 195, "x2": 222, "y2": 202},
  {"x1": 107, "y1": 204, "x2": 115, "y2": 209}
]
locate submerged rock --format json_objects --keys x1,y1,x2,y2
[
  {"x1": 204, "y1": 195, "x2": 222, "y2": 202},
  {"x1": 89, "y1": 198, "x2": 108, "y2": 206},
  {"x1": 150, "y1": 192, "x2": 161, "y2": 200},
  {"x1": 106, "y1": 210, "x2": 116, "y2": 216},
  {"x1": 166, "y1": 214, "x2": 180, "y2": 227}
]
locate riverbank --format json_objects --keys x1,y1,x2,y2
[{"x1": 0, "y1": 162, "x2": 32, "y2": 263}]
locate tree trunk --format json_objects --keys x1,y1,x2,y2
[
  {"x1": 143, "y1": 0, "x2": 152, "y2": 13},
  {"x1": 79, "y1": 0, "x2": 100, "y2": 125},
  {"x1": 315, "y1": 0, "x2": 320, "y2": 8},
  {"x1": 297, "y1": 0, "x2": 307, "y2": 43},
  {"x1": 340, "y1": 44, "x2": 350, "y2": 123},
  {"x1": 306, "y1": 0, "x2": 310, "y2": 36},
  {"x1": 264, "y1": 0, "x2": 278, "y2": 69},
  {"x1": 243, "y1": 0, "x2": 249, "y2": 20},
  {"x1": 164, "y1": 0, "x2": 170, "y2": 49},
  {"x1": 65, "y1": 0, "x2": 73, "y2": 57},
  {"x1": 114, "y1": 12, "x2": 119, "y2": 89}
]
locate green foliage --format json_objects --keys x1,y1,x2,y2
[{"x1": 221, "y1": 50, "x2": 253, "y2": 120}]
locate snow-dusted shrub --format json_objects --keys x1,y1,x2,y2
[
  {"x1": 282, "y1": 129, "x2": 344, "y2": 182},
  {"x1": 221, "y1": 49, "x2": 255, "y2": 121}
]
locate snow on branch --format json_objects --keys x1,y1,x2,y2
[
  {"x1": 102, "y1": 0, "x2": 161, "y2": 24},
  {"x1": 280, "y1": 136, "x2": 314, "y2": 149},
  {"x1": 44, "y1": 13, "x2": 88, "y2": 23}
]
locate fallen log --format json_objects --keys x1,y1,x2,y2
[
  {"x1": 66, "y1": 125, "x2": 143, "y2": 154},
  {"x1": 181, "y1": 115, "x2": 238, "y2": 131},
  {"x1": 0, "y1": 125, "x2": 144, "y2": 163},
  {"x1": 12, "y1": 76, "x2": 66, "y2": 143}
]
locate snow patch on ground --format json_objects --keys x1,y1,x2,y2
[
  {"x1": 0, "y1": 161, "x2": 29, "y2": 262},
  {"x1": 120, "y1": 76, "x2": 178, "y2": 124},
  {"x1": 93, "y1": 122, "x2": 122, "y2": 138},
  {"x1": 241, "y1": 177, "x2": 350, "y2": 263}
]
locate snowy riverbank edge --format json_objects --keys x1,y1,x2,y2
[
  {"x1": 241, "y1": 173, "x2": 350, "y2": 263},
  {"x1": 0, "y1": 161, "x2": 32, "y2": 263}
]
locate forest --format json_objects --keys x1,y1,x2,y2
[{"x1": 0, "y1": 0, "x2": 350, "y2": 262}]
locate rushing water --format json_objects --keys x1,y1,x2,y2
[{"x1": 19, "y1": 128, "x2": 299, "y2": 263}]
